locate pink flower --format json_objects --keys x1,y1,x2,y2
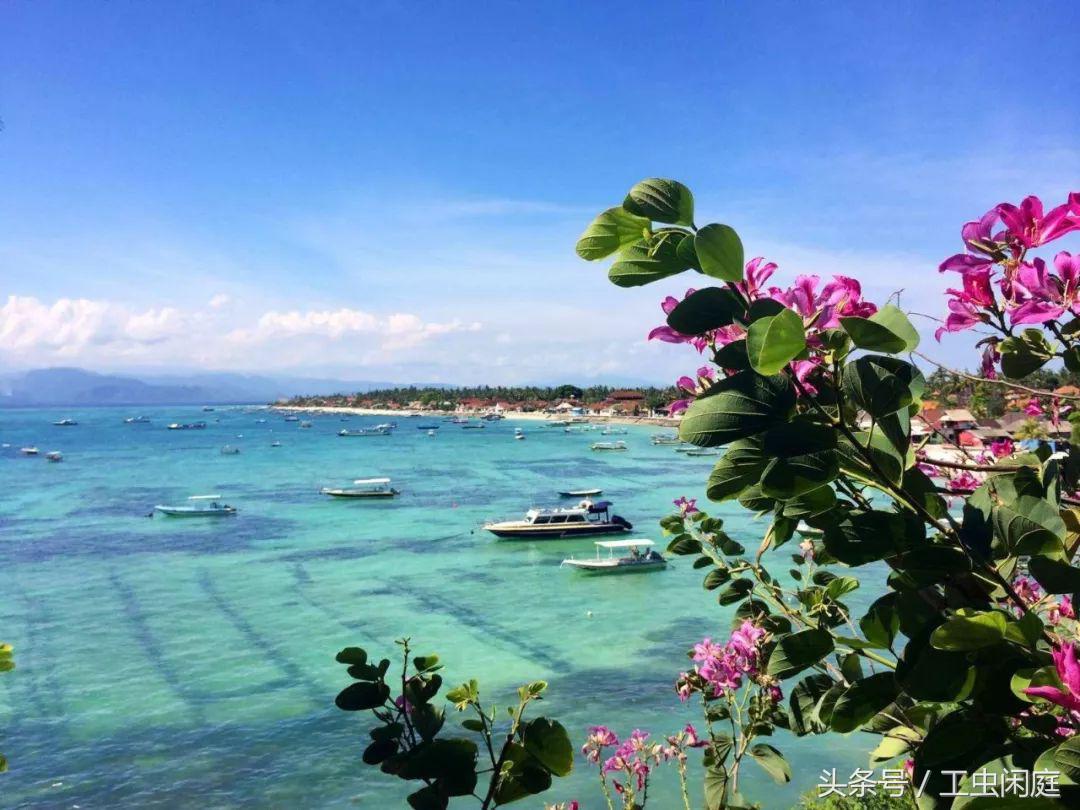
[
  {"x1": 935, "y1": 269, "x2": 996, "y2": 339},
  {"x1": 990, "y1": 438, "x2": 1014, "y2": 458},
  {"x1": 1024, "y1": 643, "x2": 1080, "y2": 714},
  {"x1": 668, "y1": 399, "x2": 691, "y2": 415},
  {"x1": 582, "y1": 725, "x2": 619, "y2": 764},
  {"x1": 997, "y1": 195, "x2": 1080, "y2": 249},
  {"x1": 946, "y1": 471, "x2": 979, "y2": 492},
  {"x1": 939, "y1": 207, "x2": 1006, "y2": 275},
  {"x1": 673, "y1": 496, "x2": 698, "y2": 515},
  {"x1": 1063, "y1": 595, "x2": 1076, "y2": 620},
  {"x1": 1012, "y1": 575, "x2": 1043, "y2": 607},
  {"x1": 980, "y1": 340, "x2": 1000, "y2": 379},
  {"x1": 648, "y1": 289, "x2": 712, "y2": 352},
  {"x1": 799, "y1": 538, "x2": 815, "y2": 562},
  {"x1": 1025, "y1": 398, "x2": 1045, "y2": 417},
  {"x1": 739, "y1": 257, "x2": 777, "y2": 299}
]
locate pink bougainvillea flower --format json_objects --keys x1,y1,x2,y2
[
  {"x1": 990, "y1": 438, "x2": 1014, "y2": 458},
  {"x1": 739, "y1": 257, "x2": 777, "y2": 300},
  {"x1": 1049, "y1": 595, "x2": 1076, "y2": 626},
  {"x1": 940, "y1": 207, "x2": 1005, "y2": 275},
  {"x1": 997, "y1": 195, "x2": 1080, "y2": 249},
  {"x1": 935, "y1": 269, "x2": 996, "y2": 339},
  {"x1": 1025, "y1": 398, "x2": 1045, "y2": 416},
  {"x1": 668, "y1": 399, "x2": 691, "y2": 415},
  {"x1": 1025, "y1": 643, "x2": 1080, "y2": 714},
  {"x1": 1012, "y1": 575, "x2": 1043, "y2": 607},
  {"x1": 648, "y1": 289, "x2": 710, "y2": 351},
  {"x1": 980, "y1": 340, "x2": 1000, "y2": 379},
  {"x1": 673, "y1": 496, "x2": 698, "y2": 515},
  {"x1": 946, "y1": 471, "x2": 979, "y2": 492}
]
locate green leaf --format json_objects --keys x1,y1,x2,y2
[
  {"x1": 492, "y1": 741, "x2": 553, "y2": 804},
  {"x1": 718, "y1": 578, "x2": 753, "y2": 605},
  {"x1": 1055, "y1": 736, "x2": 1080, "y2": 783},
  {"x1": 839, "y1": 305, "x2": 919, "y2": 352},
  {"x1": 859, "y1": 595, "x2": 900, "y2": 650},
  {"x1": 930, "y1": 609, "x2": 1008, "y2": 651},
  {"x1": 706, "y1": 438, "x2": 767, "y2": 501},
  {"x1": 622, "y1": 178, "x2": 694, "y2": 225},
  {"x1": 336, "y1": 647, "x2": 368, "y2": 666},
  {"x1": 1029, "y1": 555, "x2": 1080, "y2": 594},
  {"x1": 703, "y1": 569, "x2": 731, "y2": 590},
  {"x1": 522, "y1": 718, "x2": 573, "y2": 777},
  {"x1": 895, "y1": 630, "x2": 974, "y2": 702},
  {"x1": 759, "y1": 419, "x2": 839, "y2": 498},
  {"x1": 748, "y1": 743, "x2": 791, "y2": 783},
  {"x1": 842, "y1": 355, "x2": 924, "y2": 418},
  {"x1": 607, "y1": 237, "x2": 691, "y2": 287},
  {"x1": 694, "y1": 223, "x2": 744, "y2": 282},
  {"x1": 335, "y1": 681, "x2": 391, "y2": 711},
  {"x1": 766, "y1": 629, "x2": 834, "y2": 679},
  {"x1": 678, "y1": 372, "x2": 795, "y2": 447},
  {"x1": 993, "y1": 496, "x2": 1066, "y2": 555},
  {"x1": 823, "y1": 510, "x2": 907, "y2": 565},
  {"x1": 830, "y1": 672, "x2": 899, "y2": 733},
  {"x1": 746, "y1": 308, "x2": 806, "y2": 376},
  {"x1": 999, "y1": 328, "x2": 1055, "y2": 379},
  {"x1": 667, "y1": 287, "x2": 745, "y2": 335},
  {"x1": 789, "y1": 674, "x2": 836, "y2": 736},
  {"x1": 575, "y1": 206, "x2": 650, "y2": 260}
]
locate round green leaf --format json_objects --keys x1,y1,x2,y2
[
  {"x1": 839, "y1": 305, "x2": 920, "y2": 353},
  {"x1": 930, "y1": 610, "x2": 1008, "y2": 651},
  {"x1": 607, "y1": 238, "x2": 691, "y2": 287},
  {"x1": 694, "y1": 223, "x2": 744, "y2": 282},
  {"x1": 336, "y1": 681, "x2": 391, "y2": 711},
  {"x1": 746, "y1": 308, "x2": 806, "y2": 376},
  {"x1": 829, "y1": 672, "x2": 899, "y2": 733},
  {"x1": 666, "y1": 287, "x2": 745, "y2": 335},
  {"x1": 766, "y1": 629, "x2": 834, "y2": 679},
  {"x1": 522, "y1": 718, "x2": 573, "y2": 777},
  {"x1": 575, "y1": 207, "x2": 650, "y2": 260},
  {"x1": 748, "y1": 743, "x2": 791, "y2": 783},
  {"x1": 678, "y1": 371, "x2": 795, "y2": 447},
  {"x1": 622, "y1": 178, "x2": 694, "y2": 225}
]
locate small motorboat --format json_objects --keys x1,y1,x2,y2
[
  {"x1": 674, "y1": 445, "x2": 696, "y2": 453},
  {"x1": 284, "y1": 415, "x2": 300, "y2": 422},
  {"x1": 514, "y1": 428, "x2": 526, "y2": 440},
  {"x1": 461, "y1": 422, "x2": 486, "y2": 430},
  {"x1": 220, "y1": 445, "x2": 240, "y2": 455},
  {"x1": 562, "y1": 539, "x2": 667, "y2": 574},
  {"x1": 255, "y1": 418, "x2": 267, "y2": 424},
  {"x1": 202, "y1": 406, "x2": 215, "y2": 412},
  {"x1": 339, "y1": 427, "x2": 391, "y2": 437},
  {"x1": 124, "y1": 415, "x2": 151, "y2": 424},
  {"x1": 558, "y1": 488, "x2": 603, "y2": 498},
  {"x1": 155, "y1": 495, "x2": 237, "y2": 517},
  {"x1": 485, "y1": 500, "x2": 632, "y2": 539},
  {"x1": 53, "y1": 418, "x2": 78, "y2": 426},
  {"x1": 168, "y1": 422, "x2": 206, "y2": 430},
  {"x1": 601, "y1": 427, "x2": 627, "y2": 435},
  {"x1": 416, "y1": 425, "x2": 440, "y2": 430},
  {"x1": 20, "y1": 447, "x2": 39, "y2": 456},
  {"x1": 321, "y1": 477, "x2": 400, "y2": 498},
  {"x1": 271, "y1": 440, "x2": 282, "y2": 447},
  {"x1": 45, "y1": 451, "x2": 63, "y2": 462},
  {"x1": 651, "y1": 434, "x2": 681, "y2": 445},
  {"x1": 299, "y1": 420, "x2": 313, "y2": 429},
  {"x1": 684, "y1": 448, "x2": 720, "y2": 457},
  {"x1": 591, "y1": 441, "x2": 627, "y2": 451}
]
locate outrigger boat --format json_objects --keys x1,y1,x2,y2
[
  {"x1": 562, "y1": 539, "x2": 667, "y2": 574},
  {"x1": 168, "y1": 422, "x2": 207, "y2": 430},
  {"x1": 485, "y1": 499, "x2": 632, "y2": 539},
  {"x1": 53, "y1": 418, "x2": 78, "y2": 426},
  {"x1": 558, "y1": 488, "x2": 603, "y2": 498},
  {"x1": 339, "y1": 427, "x2": 391, "y2": 437},
  {"x1": 321, "y1": 477, "x2": 400, "y2": 498},
  {"x1": 591, "y1": 441, "x2": 627, "y2": 451},
  {"x1": 155, "y1": 495, "x2": 237, "y2": 517}
]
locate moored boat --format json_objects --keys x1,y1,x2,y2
[
  {"x1": 651, "y1": 434, "x2": 680, "y2": 445},
  {"x1": 299, "y1": 420, "x2": 313, "y2": 428},
  {"x1": 220, "y1": 445, "x2": 240, "y2": 455},
  {"x1": 155, "y1": 495, "x2": 237, "y2": 517},
  {"x1": 53, "y1": 418, "x2": 78, "y2": 426},
  {"x1": 591, "y1": 440, "x2": 627, "y2": 451},
  {"x1": 19, "y1": 447, "x2": 39, "y2": 456},
  {"x1": 321, "y1": 477, "x2": 400, "y2": 498},
  {"x1": 558, "y1": 488, "x2": 603, "y2": 498},
  {"x1": 339, "y1": 427, "x2": 391, "y2": 437},
  {"x1": 684, "y1": 448, "x2": 720, "y2": 457},
  {"x1": 124, "y1": 415, "x2": 151, "y2": 424},
  {"x1": 167, "y1": 422, "x2": 206, "y2": 430},
  {"x1": 562, "y1": 539, "x2": 667, "y2": 574},
  {"x1": 485, "y1": 499, "x2": 632, "y2": 539},
  {"x1": 45, "y1": 451, "x2": 63, "y2": 462}
]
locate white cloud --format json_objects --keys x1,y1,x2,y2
[{"x1": 208, "y1": 293, "x2": 232, "y2": 309}]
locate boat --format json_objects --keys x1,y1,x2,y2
[
  {"x1": 483, "y1": 413, "x2": 505, "y2": 421},
  {"x1": 283, "y1": 415, "x2": 300, "y2": 422},
  {"x1": 53, "y1": 418, "x2": 78, "y2": 426},
  {"x1": 154, "y1": 495, "x2": 237, "y2": 517},
  {"x1": 19, "y1": 447, "x2": 39, "y2": 456},
  {"x1": 167, "y1": 422, "x2": 206, "y2": 430},
  {"x1": 684, "y1": 448, "x2": 720, "y2": 457},
  {"x1": 558, "y1": 488, "x2": 603, "y2": 498},
  {"x1": 416, "y1": 424, "x2": 440, "y2": 430},
  {"x1": 271, "y1": 440, "x2": 282, "y2": 447},
  {"x1": 562, "y1": 539, "x2": 667, "y2": 574},
  {"x1": 299, "y1": 420, "x2": 313, "y2": 428},
  {"x1": 591, "y1": 441, "x2": 627, "y2": 451},
  {"x1": 321, "y1": 477, "x2": 400, "y2": 498},
  {"x1": 461, "y1": 423, "x2": 486, "y2": 430},
  {"x1": 427, "y1": 430, "x2": 436, "y2": 437},
  {"x1": 45, "y1": 451, "x2": 63, "y2": 462},
  {"x1": 124, "y1": 416, "x2": 151, "y2": 424},
  {"x1": 651, "y1": 434, "x2": 681, "y2": 445},
  {"x1": 484, "y1": 500, "x2": 632, "y2": 539},
  {"x1": 339, "y1": 427, "x2": 391, "y2": 437},
  {"x1": 374, "y1": 423, "x2": 395, "y2": 431},
  {"x1": 255, "y1": 418, "x2": 267, "y2": 424},
  {"x1": 601, "y1": 427, "x2": 627, "y2": 435},
  {"x1": 202, "y1": 406, "x2": 215, "y2": 412},
  {"x1": 515, "y1": 433, "x2": 526, "y2": 440},
  {"x1": 547, "y1": 420, "x2": 571, "y2": 427},
  {"x1": 220, "y1": 445, "x2": 240, "y2": 455},
  {"x1": 514, "y1": 427, "x2": 525, "y2": 440},
  {"x1": 674, "y1": 445, "x2": 696, "y2": 453}
]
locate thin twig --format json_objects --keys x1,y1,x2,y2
[{"x1": 912, "y1": 350, "x2": 1080, "y2": 402}]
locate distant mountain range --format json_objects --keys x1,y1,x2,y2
[{"x1": 0, "y1": 368, "x2": 413, "y2": 407}]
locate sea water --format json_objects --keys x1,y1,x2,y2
[{"x1": 0, "y1": 407, "x2": 873, "y2": 808}]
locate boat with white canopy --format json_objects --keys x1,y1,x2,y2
[
  {"x1": 485, "y1": 499, "x2": 632, "y2": 539},
  {"x1": 321, "y1": 477, "x2": 400, "y2": 498},
  {"x1": 591, "y1": 440, "x2": 627, "y2": 451},
  {"x1": 558, "y1": 488, "x2": 603, "y2": 498},
  {"x1": 562, "y1": 539, "x2": 667, "y2": 574},
  {"x1": 155, "y1": 495, "x2": 237, "y2": 517},
  {"x1": 339, "y1": 427, "x2": 391, "y2": 437}
]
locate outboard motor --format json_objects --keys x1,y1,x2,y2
[{"x1": 612, "y1": 515, "x2": 633, "y2": 530}]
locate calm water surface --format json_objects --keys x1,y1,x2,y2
[{"x1": 0, "y1": 407, "x2": 874, "y2": 808}]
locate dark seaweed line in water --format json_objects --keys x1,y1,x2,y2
[
  {"x1": 195, "y1": 569, "x2": 325, "y2": 705},
  {"x1": 288, "y1": 562, "x2": 381, "y2": 642},
  {"x1": 381, "y1": 580, "x2": 571, "y2": 671},
  {"x1": 109, "y1": 570, "x2": 208, "y2": 725},
  {"x1": 7, "y1": 583, "x2": 71, "y2": 737}
]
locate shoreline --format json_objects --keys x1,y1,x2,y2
[{"x1": 271, "y1": 404, "x2": 680, "y2": 429}]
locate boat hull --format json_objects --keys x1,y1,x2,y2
[
  {"x1": 155, "y1": 506, "x2": 236, "y2": 517},
  {"x1": 486, "y1": 523, "x2": 631, "y2": 540},
  {"x1": 321, "y1": 489, "x2": 399, "y2": 498},
  {"x1": 562, "y1": 560, "x2": 667, "y2": 574}
]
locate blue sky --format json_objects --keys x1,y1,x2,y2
[{"x1": 2, "y1": 0, "x2": 1079, "y2": 384}]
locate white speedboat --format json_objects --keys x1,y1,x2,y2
[
  {"x1": 155, "y1": 495, "x2": 237, "y2": 517},
  {"x1": 124, "y1": 416, "x2": 150, "y2": 424},
  {"x1": 45, "y1": 451, "x2": 63, "y2": 462},
  {"x1": 601, "y1": 427, "x2": 627, "y2": 435},
  {"x1": 321, "y1": 477, "x2": 400, "y2": 498},
  {"x1": 339, "y1": 427, "x2": 391, "y2": 437},
  {"x1": 558, "y1": 488, "x2": 603, "y2": 498},
  {"x1": 651, "y1": 434, "x2": 681, "y2": 445},
  {"x1": 284, "y1": 415, "x2": 300, "y2": 422},
  {"x1": 167, "y1": 422, "x2": 206, "y2": 430},
  {"x1": 684, "y1": 448, "x2": 720, "y2": 457},
  {"x1": 53, "y1": 418, "x2": 78, "y2": 426},
  {"x1": 271, "y1": 440, "x2": 282, "y2": 447},
  {"x1": 562, "y1": 539, "x2": 667, "y2": 574},
  {"x1": 591, "y1": 441, "x2": 627, "y2": 451},
  {"x1": 19, "y1": 447, "x2": 39, "y2": 456},
  {"x1": 485, "y1": 500, "x2": 632, "y2": 539},
  {"x1": 220, "y1": 445, "x2": 240, "y2": 455}
]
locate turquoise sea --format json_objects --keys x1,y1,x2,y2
[{"x1": 0, "y1": 407, "x2": 872, "y2": 808}]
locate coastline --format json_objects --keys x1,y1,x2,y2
[{"x1": 271, "y1": 404, "x2": 680, "y2": 429}]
